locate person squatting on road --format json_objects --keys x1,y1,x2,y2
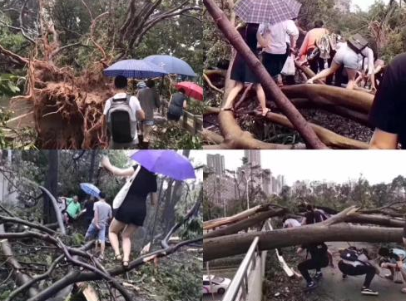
[
  {"x1": 338, "y1": 247, "x2": 379, "y2": 296},
  {"x1": 297, "y1": 242, "x2": 333, "y2": 290}
]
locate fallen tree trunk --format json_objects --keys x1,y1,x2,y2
[
  {"x1": 218, "y1": 112, "x2": 306, "y2": 149},
  {"x1": 204, "y1": 209, "x2": 287, "y2": 239},
  {"x1": 204, "y1": 0, "x2": 327, "y2": 149},
  {"x1": 201, "y1": 129, "x2": 224, "y2": 145},
  {"x1": 282, "y1": 85, "x2": 374, "y2": 113},
  {"x1": 262, "y1": 112, "x2": 369, "y2": 149},
  {"x1": 204, "y1": 223, "x2": 402, "y2": 261},
  {"x1": 346, "y1": 213, "x2": 405, "y2": 228}
]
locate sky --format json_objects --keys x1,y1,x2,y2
[
  {"x1": 196, "y1": 150, "x2": 406, "y2": 185},
  {"x1": 352, "y1": 0, "x2": 390, "y2": 11}
]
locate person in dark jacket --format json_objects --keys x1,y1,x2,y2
[
  {"x1": 297, "y1": 242, "x2": 332, "y2": 290},
  {"x1": 167, "y1": 89, "x2": 187, "y2": 122},
  {"x1": 101, "y1": 156, "x2": 158, "y2": 268}
]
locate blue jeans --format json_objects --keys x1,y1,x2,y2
[{"x1": 85, "y1": 222, "x2": 106, "y2": 242}]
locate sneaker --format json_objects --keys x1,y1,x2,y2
[
  {"x1": 314, "y1": 272, "x2": 323, "y2": 280},
  {"x1": 306, "y1": 282, "x2": 317, "y2": 290},
  {"x1": 361, "y1": 288, "x2": 379, "y2": 296}
]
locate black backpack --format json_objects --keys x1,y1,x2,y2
[
  {"x1": 340, "y1": 248, "x2": 359, "y2": 262},
  {"x1": 348, "y1": 34, "x2": 368, "y2": 54},
  {"x1": 106, "y1": 95, "x2": 137, "y2": 144}
]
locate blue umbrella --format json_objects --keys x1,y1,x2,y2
[
  {"x1": 144, "y1": 55, "x2": 196, "y2": 77},
  {"x1": 104, "y1": 60, "x2": 168, "y2": 79},
  {"x1": 130, "y1": 150, "x2": 195, "y2": 181},
  {"x1": 80, "y1": 183, "x2": 101, "y2": 198}
]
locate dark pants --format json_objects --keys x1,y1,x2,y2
[
  {"x1": 338, "y1": 261, "x2": 376, "y2": 288},
  {"x1": 262, "y1": 52, "x2": 288, "y2": 78},
  {"x1": 298, "y1": 257, "x2": 329, "y2": 283}
]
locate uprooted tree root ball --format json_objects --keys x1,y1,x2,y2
[{"x1": 16, "y1": 59, "x2": 111, "y2": 149}]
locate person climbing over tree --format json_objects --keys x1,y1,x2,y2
[
  {"x1": 103, "y1": 75, "x2": 146, "y2": 149},
  {"x1": 63, "y1": 195, "x2": 82, "y2": 225},
  {"x1": 257, "y1": 19, "x2": 299, "y2": 87},
  {"x1": 297, "y1": 242, "x2": 332, "y2": 291},
  {"x1": 85, "y1": 192, "x2": 112, "y2": 261},
  {"x1": 167, "y1": 88, "x2": 188, "y2": 122},
  {"x1": 297, "y1": 20, "x2": 329, "y2": 74},
  {"x1": 378, "y1": 247, "x2": 406, "y2": 291},
  {"x1": 137, "y1": 79, "x2": 160, "y2": 148},
  {"x1": 306, "y1": 34, "x2": 375, "y2": 91},
  {"x1": 221, "y1": 23, "x2": 269, "y2": 116},
  {"x1": 101, "y1": 156, "x2": 158, "y2": 268},
  {"x1": 301, "y1": 204, "x2": 327, "y2": 225},
  {"x1": 369, "y1": 52, "x2": 406, "y2": 149},
  {"x1": 338, "y1": 247, "x2": 380, "y2": 296}
]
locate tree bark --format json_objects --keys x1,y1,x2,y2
[
  {"x1": 44, "y1": 150, "x2": 58, "y2": 224},
  {"x1": 204, "y1": 209, "x2": 286, "y2": 239},
  {"x1": 204, "y1": 224, "x2": 402, "y2": 261},
  {"x1": 203, "y1": 0, "x2": 327, "y2": 149}
]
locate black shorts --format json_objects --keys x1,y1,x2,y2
[{"x1": 262, "y1": 52, "x2": 288, "y2": 78}]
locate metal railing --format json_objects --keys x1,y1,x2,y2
[{"x1": 221, "y1": 236, "x2": 260, "y2": 301}]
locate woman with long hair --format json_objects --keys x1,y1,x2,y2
[{"x1": 101, "y1": 156, "x2": 158, "y2": 267}]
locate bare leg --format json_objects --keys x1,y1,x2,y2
[
  {"x1": 100, "y1": 241, "x2": 105, "y2": 257},
  {"x1": 308, "y1": 61, "x2": 341, "y2": 84},
  {"x1": 122, "y1": 224, "x2": 138, "y2": 264},
  {"x1": 108, "y1": 218, "x2": 126, "y2": 258},
  {"x1": 346, "y1": 68, "x2": 358, "y2": 90},
  {"x1": 254, "y1": 84, "x2": 269, "y2": 116},
  {"x1": 222, "y1": 82, "x2": 244, "y2": 110}
]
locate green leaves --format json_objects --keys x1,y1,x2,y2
[{"x1": 0, "y1": 74, "x2": 25, "y2": 97}]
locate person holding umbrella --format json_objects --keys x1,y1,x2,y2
[
  {"x1": 103, "y1": 75, "x2": 146, "y2": 149},
  {"x1": 101, "y1": 155, "x2": 158, "y2": 268}
]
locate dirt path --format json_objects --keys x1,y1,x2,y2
[{"x1": 315, "y1": 242, "x2": 405, "y2": 301}]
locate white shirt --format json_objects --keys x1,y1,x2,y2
[
  {"x1": 283, "y1": 218, "x2": 301, "y2": 228},
  {"x1": 258, "y1": 20, "x2": 299, "y2": 54},
  {"x1": 103, "y1": 92, "x2": 142, "y2": 143}
]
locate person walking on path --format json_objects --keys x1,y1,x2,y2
[
  {"x1": 167, "y1": 88, "x2": 188, "y2": 122},
  {"x1": 103, "y1": 75, "x2": 145, "y2": 148},
  {"x1": 101, "y1": 156, "x2": 158, "y2": 268},
  {"x1": 85, "y1": 192, "x2": 112, "y2": 260},
  {"x1": 137, "y1": 79, "x2": 161, "y2": 147}
]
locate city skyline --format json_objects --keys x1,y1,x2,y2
[{"x1": 196, "y1": 150, "x2": 406, "y2": 185}]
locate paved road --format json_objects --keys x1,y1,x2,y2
[{"x1": 314, "y1": 242, "x2": 406, "y2": 301}]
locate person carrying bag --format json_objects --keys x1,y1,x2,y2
[{"x1": 102, "y1": 156, "x2": 158, "y2": 268}]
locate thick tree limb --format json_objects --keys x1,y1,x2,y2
[
  {"x1": 202, "y1": 129, "x2": 224, "y2": 145},
  {"x1": 0, "y1": 215, "x2": 56, "y2": 235},
  {"x1": 204, "y1": 224, "x2": 402, "y2": 261},
  {"x1": 204, "y1": 0, "x2": 327, "y2": 149},
  {"x1": 0, "y1": 224, "x2": 39, "y2": 297},
  {"x1": 282, "y1": 84, "x2": 374, "y2": 113},
  {"x1": 38, "y1": 186, "x2": 66, "y2": 234},
  {"x1": 204, "y1": 208, "x2": 287, "y2": 239}
]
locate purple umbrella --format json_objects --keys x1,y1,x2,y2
[
  {"x1": 130, "y1": 150, "x2": 195, "y2": 181},
  {"x1": 235, "y1": 0, "x2": 302, "y2": 25}
]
